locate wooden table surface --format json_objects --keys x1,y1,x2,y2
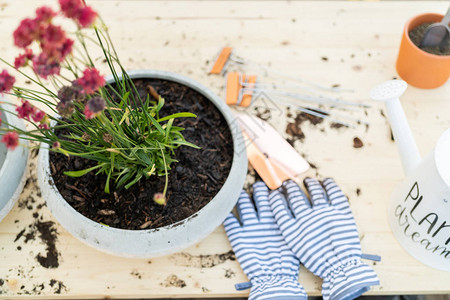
[{"x1": 1, "y1": 0, "x2": 450, "y2": 298}]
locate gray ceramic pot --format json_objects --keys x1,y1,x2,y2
[
  {"x1": 0, "y1": 97, "x2": 28, "y2": 222},
  {"x1": 38, "y1": 70, "x2": 247, "y2": 258}
]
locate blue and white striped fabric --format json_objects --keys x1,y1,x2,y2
[
  {"x1": 269, "y1": 178, "x2": 379, "y2": 300},
  {"x1": 224, "y1": 182, "x2": 307, "y2": 300}
]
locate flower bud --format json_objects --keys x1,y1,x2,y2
[
  {"x1": 103, "y1": 133, "x2": 113, "y2": 143},
  {"x1": 56, "y1": 100, "x2": 74, "y2": 118},
  {"x1": 84, "y1": 96, "x2": 105, "y2": 119},
  {"x1": 82, "y1": 132, "x2": 90, "y2": 141},
  {"x1": 58, "y1": 84, "x2": 83, "y2": 103},
  {"x1": 153, "y1": 193, "x2": 166, "y2": 206}
]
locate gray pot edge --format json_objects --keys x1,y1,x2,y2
[
  {"x1": 0, "y1": 97, "x2": 29, "y2": 222},
  {"x1": 37, "y1": 69, "x2": 247, "y2": 258}
]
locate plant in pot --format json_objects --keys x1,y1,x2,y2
[
  {"x1": 396, "y1": 11, "x2": 450, "y2": 89},
  {"x1": 0, "y1": 0, "x2": 246, "y2": 257}
]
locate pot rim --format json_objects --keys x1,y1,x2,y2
[
  {"x1": 0, "y1": 103, "x2": 27, "y2": 179},
  {"x1": 42, "y1": 69, "x2": 247, "y2": 234},
  {"x1": 0, "y1": 108, "x2": 9, "y2": 177},
  {"x1": 404, "y1": 12, "x2": 450, "y2": 59},
  {"x1": 0, "y1": 97, "x2": 29, "y2": 222}
]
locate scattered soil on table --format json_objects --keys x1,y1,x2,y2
[
  {"x1": 161, "y1": 275, "x2": 186, "y2": 288},
  {"x1": 130, "y1": 269, "x2": 142, "y2": 279},
  {"x1": 330, "y1": 122, "x2": 346, "y2": 129},
  {"x1": 35, "y1": 221, "x2": 59, "y2": 269},
  {"x1": 224, "y1": 268, "x2": 236, "y2": 278},
  {"x1": 409, "y1": 22, "x2": 450, "y2": 56},
  {"x1": 286, "y1": 122, "x2": 305, "y2": 143},
  {"x1": 285, "y1": 109, "x2": 325, "y2": 144},
  {"x1": 170, "y1": 250, "x2": 236, "y2": 268},
  {"x1": 0, "y1": 272, "x2": 67, "y2": 295},
  {"x1": 49, "y1": 279, "x2": 67, "y2": 294},
  {"x1": 14, "y1": 220, "x2": 60, "y2": 269},
  {"x1": 353, "y1": 137, "x2": 364, "y2": 148},
  {"x1": 255, "y1": 107, "x2": 272, "y2": 121},
  {"x1": 18, "y1": 195, "x2": 36, "y2": 211},
  {"x1": 50, "y1": 78, "x2": 234, "y2": 230}
]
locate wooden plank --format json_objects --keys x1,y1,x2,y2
[{"x1": 0, "y1": 0, "x2": 449, "y2": 298}]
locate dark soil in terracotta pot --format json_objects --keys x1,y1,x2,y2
[
  {"x1": 49, "y1": 78, "x2": 234, "y2": 230},
  {"x1": 409, "y1": 22, "x2": 450, "y2": 56}
]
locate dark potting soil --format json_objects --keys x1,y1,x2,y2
[
  {"x1": 49, "y1": 78, "x2": 234, "y2": 230},
  {"x1": 409, "y1": 22, "x2": 450, "y2": 56}
]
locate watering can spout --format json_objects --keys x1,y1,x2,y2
[{"x1": 370, "y1": 80, "x2": 422, "y2": 175}]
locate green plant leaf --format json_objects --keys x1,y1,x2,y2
[
  {"x1": 64, "y1": 165, "x2": 102, "y2": 177},
  {"x1": 156, "y1": 113, "x2": 197, "y2": 123},
  {"x1": 156, "y1": 96, "x2": 165, "y2": 112},
  {"x1": 124, "y1": 173, "x2": 143, "y2": 189},
  {"x1": 122, "y1": 91, "x2": 130, "y2": 102},
  {"x1": 171, "y1": 140, "x2": 201, "y2": 149},
  {"x1": 165, "y1": 118, "x2": 174, "y2": 144}
]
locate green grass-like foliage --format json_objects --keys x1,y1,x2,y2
[
  {"x1": 56, "y1": 86, "x2": 199, "y2": 194},
  {"x1": 0, "y1": 4, "x2": 199, "y2": 197}
]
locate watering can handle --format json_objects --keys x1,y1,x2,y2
[{"x1": 385, "y1": 98, "x2": 421, "y2": 174}]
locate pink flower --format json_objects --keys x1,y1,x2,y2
[
  {"x1": 14, "y1": 48, "x2": 34, "y2": 69},
  {"x1": 60, "y1": 38, "x2": 74, "y2": 59},
  {"x1": 13, "y1": 18, "x2": 40, "y2": 48},
  {"x1": 59, "y1": 0, "x2": 83, "y2": 19},
  {"x1": 32, "y1": 109, "x2": 46, "y2": 122},
  {"x1": 15, "y1": 100, "x2": 47, "y2": 124},
  {"x1": 1, "y1": 132, "x2": 19, "y2": 150},
  {"x1": 76, "y1": 6, "x2": 97, "y2": 28},
  {"x1": 59, "y1": 0, "x2": 97, "y2": 28},
  {"x1": 0, "y1": 70, "x2": 15, "y2": 94},
  {"x1": 84, "y1": 96, "x2": 105, "y2": 119},
  {"x1": 32, "y1": 53, "x2": 60, "y2": 79},
  {"x1": 41, "y1": 24, "x2": 66, "y2": 48},
  {"x1": 84, "y1": 105, "x2": 95, "y2": 119},
  {"x1": 16, "y1": 100, "x2": 36, "y2": 120},
  {"x1": 39, "y1": 123, "x2": 49, "y2": 130},
  {"x1": 0, "y1": 117, "x2": 2, "y2": 126},
  {"x1": 35, "y1": 6, "x2": 56, "y2": 23},
  {"x1": 41, "y1": 37, "x2": 74, "y2": 64},
  {"x1": 75, "y1": 68, "x2": 105, "y2": 94}
]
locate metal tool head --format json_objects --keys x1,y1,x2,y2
[
  {"x1": 420, "y1": 6, "x2": 450, "y2": 48},
  {"x1": 370, "y1": 80, "x2": 407, "y2": 102},
  {"x1": 421, "y1": 25, "x2": 450, "y2": 48}
]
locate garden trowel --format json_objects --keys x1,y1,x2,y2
[{"x1": 236, "y1": 113, "x2": 309, "y2": 189}]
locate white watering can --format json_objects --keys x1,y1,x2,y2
[{"x1": 370, "y1": 80, "x2": 450, "y2": 272}]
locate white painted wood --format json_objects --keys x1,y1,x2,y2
[{"x1": 0, "y1": 0, "x2": 449, "y2": 298}]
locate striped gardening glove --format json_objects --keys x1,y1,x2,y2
[
  {"x1": 269, "y1": 178, "x2": 380, "y2": 300},
  {"x1": 224, "y1": 182, "x2": 307, "y2": 300}
]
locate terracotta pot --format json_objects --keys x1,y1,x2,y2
[
  {"x1": 38, "y1": 70, "x2": 248, "y2": 258},
  {"x1": 396, "y1": 13, "x2": 450, "y2": 89}
]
